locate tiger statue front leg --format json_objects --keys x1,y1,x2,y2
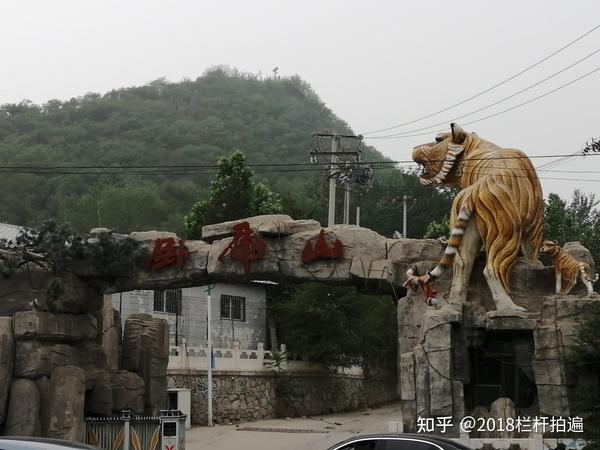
[{"x1": 428, "y1": 185, "x2": 526, "y2": 312}]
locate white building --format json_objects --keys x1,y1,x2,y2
[
  {"x1": 113, "y1": 283, "x2": 267, "y2": 349},
  {"x1": 0, "y1": 223, "x2": 24, "y2": 242}
]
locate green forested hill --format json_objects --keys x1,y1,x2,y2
[{"x1": 0, "y1": 67, "x2": 451, "y2": 237}]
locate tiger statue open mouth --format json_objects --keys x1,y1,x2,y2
[
  {"x1": 407, "y1": 123, "x2": 544, "y2": 312},
  {"x1": 413, "y1": 131, "x2": 464, "y2": 187}
]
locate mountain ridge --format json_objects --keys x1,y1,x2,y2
[{"x1": 0, "y1": 67, "x2": 388, "y2": 233}]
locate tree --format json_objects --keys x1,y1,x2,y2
[
  {"x1": 61, "y1": 184, "x2": 170, "y2": 234},
  {"x1": 567, "y1": 301, "x2": 600, "y2": 448},
  {"x1": 424, "y1": 217, "x2": 450, "y2": 239},
  {"x1": 268, "y1": 283, "x2": 397, "y2": 372},
  {"x1": 184, "y1": 151, "x2": 283, "y2": 238},
  {"x1": 349, "y1": 169, "x2": 454, "y2": 238},
  {"x1": 0, "y1": 71, "x2": 380, "y2": 232},
  {"x1": 5, "y1": 220, "x2": 141, "y2": 297}
]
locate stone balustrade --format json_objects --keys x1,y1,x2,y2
[
  {"x1": 168, "y1": 342, "x2": 276, "y2": 371},
  {"x1": 167, "y1": 342, "x2": 365, "y2": 376}
]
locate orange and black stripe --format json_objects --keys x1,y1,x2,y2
[{"x1": 429, "y1": 209, "x2": 470, "y2": 280}]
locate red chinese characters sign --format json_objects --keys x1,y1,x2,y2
[
  {"x1": 302, "y1": 229, "x2": 344, "y2": 263},
  {"x1": 218, "y1": 222, "x2": 267, "y2": 274},
  {"x1": 146, "y1": 237, "x2": 189, "y2": 270}
]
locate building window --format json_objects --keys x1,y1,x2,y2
[
  {"x1": 153, "y1": 291, "x2": 164, "y2": 312},
  {"x1": 153, "y1": 289, "x2": 182, "y2": 314},
  {"x1": 220, "y1": 295, "x2": 246, "y2": 321}
]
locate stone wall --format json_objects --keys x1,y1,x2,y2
[
  {"x1": 168, "y1": 370, "x2": 397, "y2": 425},
  {"x1": 274, "y1": 373, "x2": 397, "y2": 418}
]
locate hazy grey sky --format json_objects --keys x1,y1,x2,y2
[{"x1": 1, "y1": 0, "x2": 599, "y2": 199}]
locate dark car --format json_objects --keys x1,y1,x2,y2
[
  {"x1": 326, "y1": 434, "x2": 472, "y2": 450},
  {"x1": 0, "y1": 437, "x2": 100, "y2": 450}
]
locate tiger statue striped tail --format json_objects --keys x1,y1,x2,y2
[
  {"x1": 540, "y1": 240, "x2": 598, "y2": 298},
  {"x1": 408, "y1": 123, "x2": 544, "y2": 312}
]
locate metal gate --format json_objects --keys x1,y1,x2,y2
[{"x1": 85, "y1": 410, "x2": 161, "y2": 450}]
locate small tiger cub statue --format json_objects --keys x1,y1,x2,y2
[{"x1": 540, "y1": 240, "x2": 598, "y2": 298}]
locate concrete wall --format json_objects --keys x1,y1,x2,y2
[
  {"x1": 113, "y1": 283, "x2": 266, "y2": 348},
  {"x1": 168, "y1": 370, "x2": 398, "y2": 425}
]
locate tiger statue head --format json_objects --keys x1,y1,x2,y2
[
  {"x1": 409, "y1": 123, "x2": 544, "y2": 312},
  {"x1": 412, "y1": 123, "x2": 468, "y2": 187},
  {"x1": 540, "y1": 240, "x2": 561, "y2": 256}
]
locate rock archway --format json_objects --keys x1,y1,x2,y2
[
  {"x1": 113, "y1": 214, "x2": 446, "y2": 293},
  {"x1": 0, "y1": 214, "x2": 597, "y2": 437}
]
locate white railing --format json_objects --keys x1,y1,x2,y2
[
  {"x1": 168, "y1": 341, "x2": 364, "y2": 376},
  {"x1": 168, "y1": 341, "x2": 279, "y2": 371}
]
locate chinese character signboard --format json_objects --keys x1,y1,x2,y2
[
  {"x1": 146, "y1": 237, "x2": 189, "y2": 271},
  {"x1": 218, "y1": 222, "x2": 267, "y2": 274},
  {"x1": 302, "y1": 229, "x2": 343, "y2": 263}
]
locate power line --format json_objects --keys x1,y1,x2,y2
[
  {"x1": 368, "y1": 63, "x2": 600, "y2": 140},
  {"x1": 6, "y1": 168, "x2": 600, "y2": 183},
  {"x1": 361, "y1": 23, "x2": 600, "y2": 135},
  {"x1": 370, "y1": 46, "x2": 600, "y2": 138},
  {"x1": 0, "y1": 151, "x2": 598, "y2": 172}
]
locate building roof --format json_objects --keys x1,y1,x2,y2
[{"x1": 0, "y1": 223, "x2": 24, "y2": 243}]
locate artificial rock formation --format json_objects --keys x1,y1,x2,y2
[
  {"x1": 99, "y1": 296, "x2": 122, "y2": 370},
  {"x1": 109, "y1": 220, "x2": 446, "y2": 293},
  {"x1": 398, "y1": 247, "x2": 599, "y2": 434},
  {"x1": 13, "y1": 311, "x2": 98, "y2": 341},
  {"x1": 0, "y1": 269, "x2": 102, "y2": 316},
  {"x1": 4, "y1": 379, "x2": 41, "y2": 436},
  {"x1": 47, "y1": 366, "x2": 85, "y2": 441},
  {"x1": 0, "y1": 265, "x2": 169, "y2": 441},
  {"x1": 0, "y1": 211, "x2": 597, "y2": 439},
  {"x1": 0, "y1": 317, "x2": 14, "y2": 424},
  {"x1": 86, "y1": 215, "x2": 598, "y2": 435},
  {"x1": 110, "y1": 370, "x2": 145, "y2": 413},
  {"x1": 121, "y1": 314, "x2": 169, "y2": 415}
]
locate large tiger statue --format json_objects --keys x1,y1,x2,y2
[{"x1": 407, "y1": 123, "x2": 543, "y2": 312}]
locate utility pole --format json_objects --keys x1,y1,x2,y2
[
  {"x1": 343, "y1": 181, "x2": 350, "y2": 225},
  {"x1": 204, "y1": 284, "x2": 215, "y2": 427},
  {"x1": 310, "y1": 132, "x2": 364, "y2": 227},
  {"x1": 328, "y1": 136, "x2": 339, "y2": 227},
  {"x1": 402, "y1": 195, "x2": 414, "y2": 238}
]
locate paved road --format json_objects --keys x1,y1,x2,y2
[{"x1": 186, "y1": 402, "x2": 403, "y2": 450}]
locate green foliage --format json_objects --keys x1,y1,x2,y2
[
  {"x1": 0, "y1": 68, "x2": 452, "y2": 239},
  {"x1": 253, "y1": 182, "x2": 284, "y2": 216},
  {"x1": 184, "y1": 151, "x2": 283, "y2": 238},
  {"x1": 61, "y1": 184, "x2": 172, "y2": 233},
  {"x1": 15, "y1": 220, "x2": 142, "y2": 295},
  {"x1": 556, "y1": 192, "x2": 600, "y2": 445},
  {"x1": 567, "y1": 302, "x2": 600, "y2": 446},
  {"x1": 268, "y1": 283, "x2": 397, "y2": 371},
  {"x1": 355, "y1": 169, "x2": 454, "y2": 238},
  {"x1": 0, "y1": 69, "x2": 367, "y2": 233},
  {"x1": 270, "y1": 167, "x2": 454, "y2": 239},
  {"x1": 424, "y1": 216, "x2": 450, "y2": 239},
  {"x1": 16, "y1": 220, "x2": 81, "y2": 274}
]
